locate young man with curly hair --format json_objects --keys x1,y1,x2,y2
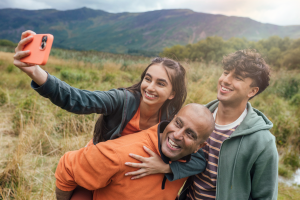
[{"x1": 178, "y1": 49, "x2": 278, "y2": 200}]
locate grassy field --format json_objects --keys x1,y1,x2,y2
[{"x1": 0, "y1": 49, "x2": 300, "y2": 199}]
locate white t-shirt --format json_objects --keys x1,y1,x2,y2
[{"x1": 213, "y1": 107, "x2": 247, "y2": 130}]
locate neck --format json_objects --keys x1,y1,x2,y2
[
  {"x1": 139, "y1": 100, "x2": 161, "y2": 122},
  {"x1": 216, "y1": 101, "x2": 247, "y2": 125}
]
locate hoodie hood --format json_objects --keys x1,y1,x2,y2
[{"x1": 205, "y1": 100, "x2": 273, "y2": 138}]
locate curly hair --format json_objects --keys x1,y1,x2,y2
[{"x1": 222, "y1": 49, "x2": 271, "y2": 100}]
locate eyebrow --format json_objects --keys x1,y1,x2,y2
[
  {"x1": 145, "y1": 73, "x2": 169, "y2": 85},
  {"x1": 177, "y1": 117, "x2": 183, "y2": 126}
]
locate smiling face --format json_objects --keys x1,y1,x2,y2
[
  {"x1": 160, "y1": 104, "x2": 213, "y2": 161},
  {"x1": 217, "y1": 69, "x2": 259, "y2": 107},
  {"x1": 140, "y1": 64, "x2": 175, "y2": 108}
]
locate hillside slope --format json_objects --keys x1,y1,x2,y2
[{"x1": 1, "y1": 7, "x2": 300, "y2": 54}]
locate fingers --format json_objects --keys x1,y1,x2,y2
[
  {"x1": 14, "y1": 50, "x2": 30, "y2": 61},
  {"x1": 21, "y1": 30, "x2": 36, "y2": 40},
  {"x1": 125, "y1": 169, "x2": 148, "y2": 180},
  {"x1": 131, "y1": 173, "x2": 148, "y2": 180},
  {"x1": 143, "y1": 146, "x2": 156, "y2": 156},
  {"x1": 125, "y1": 168, "x2": 146, "y2": 176},
  {"x1": 13, "y1": 59, "x2": 33, "y2": 68},
  {"x1": 15, "y1": 36, "x2": 33, "y2": 53},
  {"x1": 125, "y1": 161, "x2": 144, "y2": 169},
  {"x1": 129, "y1": 153, "x2": 147, "y2": 162}
]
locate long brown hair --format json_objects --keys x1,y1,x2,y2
[
  {"x1": 126, "y1": 57, "x2": 187, "y2": 119},
  {"x1": 93, "y1": 57, "x2": 187, "y2": 143}
]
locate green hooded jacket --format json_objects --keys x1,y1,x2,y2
[{"x1": 179, "y1": 100, "x2": 278, "y2": 200}]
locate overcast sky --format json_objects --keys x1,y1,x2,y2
[{"x1": 1, "y1": 0, "x2": 300, "y2": 26}]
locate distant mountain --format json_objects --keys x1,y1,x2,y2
[{"x1": 1, "y1": 7, "x2": 300, "y2": 54}]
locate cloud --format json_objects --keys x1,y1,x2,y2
[{"x1": 1, "y1": 0, "x2": 300, "y2": 25}]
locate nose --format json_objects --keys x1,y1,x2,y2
[
  {"x1": 222, "y1": 73, "x2": 233, "y2": 85},
  {"x1": 147, "y1": 81, "x2": 156, "y2": 92},
  {"x1": 173, "y1": 129, "x2": 184, "y2": 141}
]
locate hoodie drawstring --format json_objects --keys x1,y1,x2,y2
[{"x1": 161, "y1": 176, "x2": 167, "y2": 190}]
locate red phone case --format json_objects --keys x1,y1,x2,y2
[{"x1": 20, "y1": 34, "x2": 54, "y2": 65}]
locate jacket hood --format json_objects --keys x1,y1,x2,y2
[{"x1": 205, "y1": 100, "x2": 273, "y2": 138}]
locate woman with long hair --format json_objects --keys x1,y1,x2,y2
[{"x1": 13, "y1": 30, "x2": 206, "y2": 199}]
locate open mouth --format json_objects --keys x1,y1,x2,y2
[
  {"x1": 221, "y1": 85, "x2": 233, "y2": 92},
  {"x1": 145, "y1": 91, "x2": 158, "y2": 99},
  {"x1": 167, "y1": 137, "x2": 181, "y2": 150}
]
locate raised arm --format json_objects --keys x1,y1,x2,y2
[
  {"x1": 14, "y1": 30, "x2": 124, "y2": 115},
  {"x1": 31, "y1": 73, "x2": 125, "y2": 114}
]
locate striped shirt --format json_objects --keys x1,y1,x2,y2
[{"x1": 186, "y1": 108, "x2": 247, "y2": 200}]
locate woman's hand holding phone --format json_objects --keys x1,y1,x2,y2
[{"x1": 13, "y1": 30, "x2": 48, "y2": 86}]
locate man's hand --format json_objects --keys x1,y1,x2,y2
[
  {"x1": 124, "y1": 146, "x2": 171, "y2": 179},
  {"x1": 56, "y1": 186, "x2": 73, "y2": 200}
]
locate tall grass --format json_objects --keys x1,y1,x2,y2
[{"x1": 0, "y1": 50, "x2": 300, "y2": 199}]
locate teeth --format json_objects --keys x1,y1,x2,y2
[
  {"x1": 146, "y1": 92, "x2": 155, "y2": 98},
  {"x1": 222, "y1": 86, "x2": 230, "y2": 92},
  {"x1": 168, "y1": 138, "x2": 180, "y2": 149}
]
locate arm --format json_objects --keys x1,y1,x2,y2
[
  {"x1": 55, "y1": 143, "x2": 120, "y2": 192},
  {"x1": 124, "y1": 147, "x2": 206, "y2": 181},
  {"x1": 124, "y1": 146, "x2": 171, "y2": 179},
  {"x1": 31, "y1": 74, "x2": 124, "y2": 114},
  {"x1": 167, "y1": 149, "x2": 206, "y2": 181},
  {"x1": 14, "y1": 31, "x2": 124, "y2": 115},
  {"x1": 250, "y1": 137, "x2": 278, "y2": 200}
]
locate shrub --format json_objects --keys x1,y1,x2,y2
[
  {"x1": 0, "y1": 39, "x2": 17, "y2": 47},
  {"x1": 12, "y1": 97, "x2": 38, "y2": 135},
  {"x1": 283, "y1": 151, "x2": 300, "y2": 170},
  {"x1": 102, "y1": 73, "x2": 116, "y2": 83},
  {"x1": 290, "y1": 93, "x2": 300, "y2": 106},
  {"x1": 6, "y1": 64, "x2": 15, "y2": 73},
  {"x1": 278, "y1": 164, "x2": 293, "y2": 178},
  {"x1": 0, "y1": 89, "x2": 7, "y2": 106},
  {"x1": 60, "y1": 70, "x2": 89, "y2": 84}
]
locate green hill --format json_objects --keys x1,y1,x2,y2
[{"x1": 1, "y1": 7, "x2": 300, "y2": 54}]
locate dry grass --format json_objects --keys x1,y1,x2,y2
[{"x1": 0, "y1": 51, "x2": 300, "y2": 199}]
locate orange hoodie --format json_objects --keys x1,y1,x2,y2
[{"x1": 55, "y1": 122, "x2": 187, "y2": 200}]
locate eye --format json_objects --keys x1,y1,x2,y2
[
  {"x1": 174, "y1": 120, "x2": 180, "y2": 127},
  {"x1": 144, "y1": 77, "x2": 151, "y2": 82},
  {"x1": 223, "y1": 71, "x2": 229, "y2": 75},
  {"x1": 158, "y1": 81, "x2": 165, "y2": 86},
  {"x1": 186, "y1": 131, "x2": 196, "y2": 140},
  {"x1": 235, "y1": 76, "x2": 243, "y2": 81}
]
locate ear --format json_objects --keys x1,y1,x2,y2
[
  {"x1": 168, "y1": 90, "x2": 175, "y2": 100},
  {"x1": 194, "y1": 142, "x2": 207, "y2": 153},
  {"x1": 247, "y1": 87, "x2": 259, "y2": 99}
]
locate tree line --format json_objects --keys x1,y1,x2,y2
[{"x1": 160, "y1": 36, "x2": 300, "y2": 69}]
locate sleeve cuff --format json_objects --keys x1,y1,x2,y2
[
  {"x1": 55, "y1": 180, "x2": 77, "y2": 192},
  {"x1": 167, "y1": 162, "x2": 179, "y2": 181},
  {"x1": 31, "y1": 71, "x2": 57, "y2": 97}
]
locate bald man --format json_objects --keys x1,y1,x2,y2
[{"x1": 55, "y1": 104, "x2": 214, "y2": 200}]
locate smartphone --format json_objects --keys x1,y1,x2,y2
[{"x1": 20, "y1": 34, "x2": 54, "y2": 65}]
